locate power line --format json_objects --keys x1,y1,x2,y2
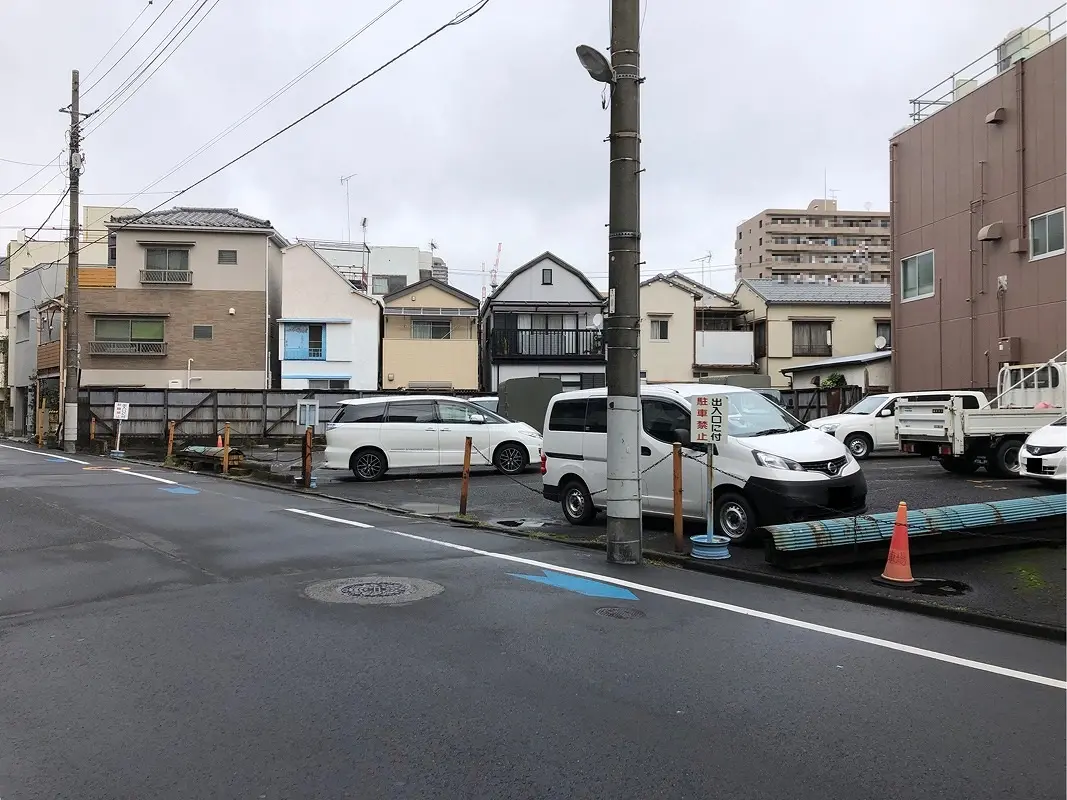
[
  {"x1": 0, "y1": 190, "x2": 176, "y2": 197},
  {"x1": 0, "y1": 152, "x2": 63, "y2": 201},
  {"x1": 81, "y1": 0, "x2": 178, "y2": 96},
  {"x1": 83, "y1": 1, "x2": 156, "y2": 81},
  {"x1": 0, "y1": 172, "x2": 66, "y2": 216},
  {"x1": 0, "y1": 156, "x2": 58, "y2": 168},
  {"x1": 1, "y1": 188, "x2": 71, "y2": 307}
]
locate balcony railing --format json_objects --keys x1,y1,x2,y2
[
  {"x1": 140, "y1": 269, "x2": 192, "y2": 285},
  {"x1": 792, "y1": 344, "x2": 832, "y2": 357},
  {"x1": 489, "y1": 328, "x2": 603, "y2": 360},
  {"x1": 284, "y1": 347, "x2": 325, "y2": 361},
  {"x1": 695, "y1": 331, "x2": 754, "y2": 367},
  {"x1": 78, "y1": 267, "x2": 117, "y2": 288},
  {"x1": 89, "y1": 341, "x2": 168, "y2": 356}
]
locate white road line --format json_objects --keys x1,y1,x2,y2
[
  {"x1": 285, "y1": 507, "x2": 1067, "y2": 691},
  {"x1": 0, "y1": 444, "x2": 89, "y2": 465},
  {"x1": 111, "y1": 469, "x2": 178, "y2": 485}
]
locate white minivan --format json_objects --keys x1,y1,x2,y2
[
  {"x1": 323, "y1": 395, "x2": 543, "y2": 481},
  {"x1": 541, "y1": 384, "x2": 867, "y2": 543},
  {"x1": 808, "y1": 390, "x2": 988, "y2": 459}
]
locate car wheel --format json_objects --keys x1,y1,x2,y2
[
  {"x1": 714, "y1": 491, "x2": 758, "y2": 545},
  {"x1": 938, "y1": 456, "x2": 979, "y2": 475},
  {"x1": 493, "y1": 441, "x2": 528, "y2": 475},
  {"x1": 844, "y1": 432, "x2": 873, "y2": 460},
  {"x1": 561, "y1": 479, "x2": 596, "y2": 525},
  {"x1": 350, "y1": 447, "x2": 386, "y2": 482},
  {"x1": 988, "y1": 438, "x2": 1022, "y2": 478}
]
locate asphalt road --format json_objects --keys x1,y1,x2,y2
[{"x1": 1, "y1": 443, "x2": 1064, "y2": 799}]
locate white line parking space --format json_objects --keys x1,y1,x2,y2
[
  {"x1": 0, "y1": 444, "x2": 89, "y2": 465},
  {"x1": 286, "y1": 507, "x2": 1067, "y2": 691}
]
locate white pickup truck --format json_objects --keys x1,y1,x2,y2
[{"x1": 896, "y1": 358, "x2": 1067, "y2": 477}]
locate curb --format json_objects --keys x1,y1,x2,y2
[{"x1": 104, "y1": 452, "x2": 1066, "y2": 642}]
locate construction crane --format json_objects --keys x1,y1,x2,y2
[{"x1": 489, "y1": 242, "x2": 502, "y2": 292}]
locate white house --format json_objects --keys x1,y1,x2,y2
[
  {"x1": 279, "y1": 242, "x2": 382, "y2": 390},
  {"x1": 294, "y1": 238, "x2": 444, "y2": 300},
  {"x1": 479, "y1": 252, "x2": 607, "y2": 392}
]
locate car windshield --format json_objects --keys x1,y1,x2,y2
[
  {"x1": 721, "y1": 392, "x2": 806, "y2": 438},
  {"x1": 843, "y1": 394, "x2": 890, "y2": 415},
  {"x1": 1052, "y1": 416, "x2": 1066, "y2": 427}
]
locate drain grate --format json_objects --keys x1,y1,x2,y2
[
  {"x1": 595, "y1": 606, "x2": 645, "y2": 620},
  {"x1": 304, "y1": 576, "x2": 444, "y2": 605}
]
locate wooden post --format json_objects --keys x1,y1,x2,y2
[
  {"x1": 89, "y1": 415, "x2": 96, "y2": 442},
  {"x1": 302, "y1": 426, "x2": 313, "y2": 488},
  {"x1": 36, "y1": 400, "x2": 44, "y2": 448},
  {"x1": 672, "y1": 442, "x2": 683, "y2": 552},
  {"x1": 459, "y1": 436, "x2": 473, "y2": 515},
  {"x1": 166, "y1": 420, "x2": 175, "y2": 460},
  {"x1": 222, "y1": 422, "x2": 231, "y2": 474}
]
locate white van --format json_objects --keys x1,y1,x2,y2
[
  {"x1": 323, "y1": 395, "x2": 543, "y2": 481},
  {"x1": 540, "y1": 384, "x2": 866, "y2": 543},
  {"x1": 808, "y1": 390, "x2": 988, "y2": 459}
]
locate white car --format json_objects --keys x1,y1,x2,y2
[
  {"x1": 1018, "y1": 416, "x2": 1066, "y2": 485},
  {"x1": 809, "y1": 390, "x2": 987, "y2": 459},
  {"x1": 323, "y1": 395, "x2": 543, "y2": 481}
]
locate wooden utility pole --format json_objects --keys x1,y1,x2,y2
[{"x1": 61, "y1": 70, "x2": 84, "y2": 454}]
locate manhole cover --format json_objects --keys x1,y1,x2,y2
[
  {"x1": 304, "y1": 577, "x2": 444, "y2": 605},
  {"x1": 595, "y1": 606, "x2": 645, "y2": 620}
]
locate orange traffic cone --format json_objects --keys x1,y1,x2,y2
[
  {"x1": 216, "y1": 434, "x2": 223, "y2": 448},
  {"x1": 878, "y1": 501, "x2": 918, "y2": 586}
]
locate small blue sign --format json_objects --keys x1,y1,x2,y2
[
  {"x1": 508, "y1": 568, "x2": 638, "y2": 600},
  {"x1": 161, "y1": 486, "x2": 200, "y2": 495}
]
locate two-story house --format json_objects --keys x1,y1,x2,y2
[
  {"x1": 77, "y1": 207, "x2": 287, "y2": 390},
  {"x1": 479, "y1": 252, "x2": 606, "y2": 392},
  {"x1": 733, "y1": 278, "x2": 892, "y2": 388},
  {"x1": 382, "y1": 278, "x2": 480, "y2": 391},
  {"x1": 278, "y1": 242, "x2": 381, "y2": 390},
  {"x1": 295, "y1": 238, "x2": 444, "y2": 300},
  {"x1": 638, "y1": 272, "x2": 756, "y2": 382}
]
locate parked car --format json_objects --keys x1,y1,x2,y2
[
  {"x1": 810, "y1": 390, "x2": 988, "y2": 460},
  {"x1": 1018, "y1": 416, "x2": 1066, "y2": 485},
  {"x1": 323, "y1": 396, "x2": 542, "y2": 481},
  {"x1": 541, "y1": 384, "x2": 866, "y2": 543},
  {"x1": 469, "y1": 396, "x2": 501, "y2": 415}
]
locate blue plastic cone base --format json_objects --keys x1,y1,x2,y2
[
  {"x1": 110, "y1": 450, "x2": 125, "y2": 458},
  {"x1": 689, "y1": 533, "x2": 732, "y2": 560}
]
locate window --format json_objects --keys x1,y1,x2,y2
[
  {"x1": 650, "y1": 317, "x2": 669, "y2": 341},
  {"x1": 94, "y1": 317, "x2": 165, "y2": 342},
  {"x1": 753, "y1": 320, "x2": 767, "y2": 359},
  {"x1": 412, "y1": 320, "x2": 451, "y2": 340},
  {"x1": 900, "y1": 250, "x2": 934, "y2": 301},
  {"x1": 217, "y1": 249, "x2": 238, "y2": 265},
  {"x1": 192, "y1": 325, "x2": 213, "y2": 340},
  {"x1": 876, "y1": 321, "x2": 891, "y2": 347},
  {"x1": 145, "y1": 247, "x2": 189, "y2": 271},
  {"x1": 37, "y1": 311, "x2": 60, "y2": 343},
  {"x1": 548, "y1": 399, "x2": 587, "y2": 432},
  {"x1": 541, "y1": 268, "x2": 553, "y2": 285},
  {"x1": 792, "y1": 320, "x2": 832, "y2": 357},
  {"x1": 384, "y1": 400, "x2": 436, "y2": 423},
  {"x1": 372, "y1": 274, "x2": 407, "y2": 294},
  {"x1": 107, "y1": 232, "x2": 116, "y2": 266},
  {"x1": 283, "y1": 323, "x2": 325, "y2": 360},
  {"x1": 333, "y1": 402, "x2": 386, "y2": 424},
  {"x1": 585, "y1": 398, "x2": 607, "y2": 433},
  {"x1": 15, "y1": 312, "x2": 29, "y2": 342},
  {"x1": 1030, "y1": 208, "x2": 1065, "y2": 260},
  {"x1": 641, "y1": 398, "x2": 689, "y2": 444},
  {"x1": 308, "y1": 379, "x2": 349, "y2": 390}
]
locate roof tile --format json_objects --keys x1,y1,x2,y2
[
  {"x1": 110, "y1": 206, "x2": 273, "y2": 230},
  {"x1": 743, "y1": 278, "x2": 890, "y2": 305}
]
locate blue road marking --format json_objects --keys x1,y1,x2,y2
[
  {"x1": 161, "y1": 486, "x2": 200, "y2": 495},
  {"x1": 508, "y1": 568, "x2": 638, "y2": 600},
  {"x1": 47, "y1": 457, "x2": 68, "y2": 463}
]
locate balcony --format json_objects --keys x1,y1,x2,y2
[
  {"x1": 78, "y1": 267, "x2": 116, "y2": 288},
  {"x1": 283, "y1": 347, "x2": 325, "y2": 361},
  {"x1": 489, "y1": 328, "x2": 603, "y2": 361},
  {"x1": 695, "y1": 331, "x2": 754, "y2": 367},
  {"x1": 37, "y1": 341, "x2": 61, "y2": 371},
  {"x1": 89, "y1": 341, "x2": 168, "y2": 356},
  {"x1": 140, "y1": 269, "x2": 192, "y2": 285}
]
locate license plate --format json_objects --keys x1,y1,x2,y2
[{"x1": 1027, "y1": 458, "x2": 1041, "y2": 473}]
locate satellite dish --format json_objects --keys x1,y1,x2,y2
[
  {"x1": 592, "y1": 313, "x2": 604, "y2": 329},
  {"x1": 874, "y1": 335, "x2": 888, "y2": 351}
]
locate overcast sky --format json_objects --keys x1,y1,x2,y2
[{"x1": 0, "y1": 0, "x2": 1059, "y2": 295}]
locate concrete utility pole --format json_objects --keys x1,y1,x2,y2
[
  {"x1": 61, "y1": 69, "x2": 82, "y2": 454},
  {"x1": 576, "y1": 0, "x2": 644, "y2": 563}
]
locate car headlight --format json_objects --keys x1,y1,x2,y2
[
  {"x1": 752, "y1": 450, "x2": 804, "y2": 471},
  {"x1": 819, "y1": 423, "x2": 840, "y2": 434}
]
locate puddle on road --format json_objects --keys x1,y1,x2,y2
[{"x1": 911, "y1": 578, "x2": 972, "y2": 597}]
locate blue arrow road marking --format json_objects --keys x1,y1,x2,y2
[
  {"x1": 161, "y1": 486, "x2": 200, "y2": 495},
  {"x1": 508, "y1": 569, "x2": 638, "y2": 600}
]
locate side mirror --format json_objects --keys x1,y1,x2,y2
[
  {"x1": 879, "y1": 408, "x2": 893, "y2": 417},
  {"x1": 469, "y1": 413, "x2": 486, "y2": 424},
  {"x1": 672, "y1": 427, "x2": 692, "y2": 446}
]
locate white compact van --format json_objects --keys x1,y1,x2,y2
[
  {"x1": 809, "y1": 390, "x2": 988, "y2": 459},
  {"x1": 541, "y1": 384, "x2": 866, "y2": 543}
]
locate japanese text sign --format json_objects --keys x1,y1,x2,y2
[
  {"x1": 690, "y1": 394, "x2": 728, "y2": 444},
  {"x1": 113, "y1": 402, "x2": 130, "y2": 421}
]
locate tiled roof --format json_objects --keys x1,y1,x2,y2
[
  {"x1": 742, "y1": 278, "x2": 891, "y2": 305},
  {"x1": 110, "y1": 207, "x2": 273, "y2": 229}
]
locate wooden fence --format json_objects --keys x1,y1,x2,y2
[
  {"x1": 78, "y1": 387, "x2": 483, "y2": 444},
  {"x1": 779, "y1": 385, "x2": 866, "y2": 422}
]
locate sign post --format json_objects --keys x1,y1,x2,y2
[
  {"x1": 112, "y1": 401, "x2": 129, "y2": 456},
  {"x1": 689, "y1": 393, "x2": 730, "y2": 560}
]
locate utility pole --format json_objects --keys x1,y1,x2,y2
[
  {"x1": 604, "y1": 0, "x2": 643, "y2": 564},
  {"x1": 61, "y1": 69, "x2": 83, "y2": 454}
]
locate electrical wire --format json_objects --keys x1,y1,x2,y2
[
  {"x1": 0, "y1": 152, "x2": 64, "y2": 201},
  {"x1": 0, "y1": 156, "x2": 58, "y2": 168},
  {"x1": 85, "y1": 0, "x2": 220, "y2": 134},
  {"x1": 0, "y1": 172, "x2": 67, "y2": 216},
  {"x1": 82, "y1": 0, "x2": 178, "y2": 97},
  {"x1": 2, "y1": 189, "x2": 71, "y2": 305},
  {"x1": 83, "y1": 1, "x2": 156, "y2": 82}
]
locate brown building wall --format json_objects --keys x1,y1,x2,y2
[
  {"x1": 79, "y1": 288, "x2": 267, "y2": 372},
  {"x1": 890, "y1": 38, "x2": 1066, "y2": 392}
]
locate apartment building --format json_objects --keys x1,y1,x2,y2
[
  {"x1": 8, "y1": 261, "x2": 66, "y2": 436},
  {"x1": 891, "y1": 13, "x2": 1065, "y2": 391},
  {"x1": 295, "y1": 239, "x2": 446, "y2": 300},
  {"x1": 736, "y1": 199, "x2": 891, "y2": 283},
  {"x1": 77, "y1": 207, "x2": 287, "y2": 389}
]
